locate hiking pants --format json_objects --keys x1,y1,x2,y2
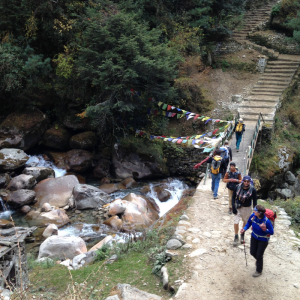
[
  {"x1": 235, "y1": 132, "x2": 243, "y2": 150},
  {"x1": 223, "y1": 158, "x2": 230, "y2": 177},
  {"x1": 250, "y1": 236, "x2": 268, "y2": 273},
  {"x1": 211, "y1": 173, "x2": 222, "y2": 197}
]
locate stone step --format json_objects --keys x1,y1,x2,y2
[
  {"x1": 256, "y1": 81, "x2": 289, "y2": 87},
  {"x1": 277, "y1": 54, "x2": 300, "y2": 62},
  {"x1": 240, "y1": 115, "x2": 274, "y2": 122},
  {"x1": 253, "y1": 84, "x2": 288, "y2": 89},
  {"x1": 259, "y1": 76, "x2": 292, "y2": 82},
  {"x1": 243, "y1": 99, "x2": 279, "y2": 104},
  {"x1": 265, "y1": 67, "x2": 297, "y2": 72},
  {"x1": 239, "y1": 107, "x2": 276, "y2": 115},
  {"x1": 250, "y1": 92, "x2": 282, "y2": 97},
  {"x1": 268, "y1": 61, "x2": 299, "y2": 66},
  {"x1": 252, "y1": 88, "x2": 285, "y2": 93},
  {"x1": 245, "y1": 94, "x2": 280, "y2": 101},
  {"x1": 261, "y1": 73, "x2": 294, "y2": 78},
  {"x1": 240, "y1": 102, "x2": 279, "y2": 109}
]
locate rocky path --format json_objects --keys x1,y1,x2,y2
[{"x1": 173, "y1": 180, "x2": 300, "y2": 300}]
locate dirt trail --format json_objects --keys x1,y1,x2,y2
[{"x1": 173, "y1": 180, "x2": 300, "y2": 300}]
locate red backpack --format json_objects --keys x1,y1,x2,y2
[{"x1": 265, "y1": 209, "x2": 276, "y2": 222}]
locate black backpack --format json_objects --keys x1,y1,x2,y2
[{"x1": 226, "y1": 171, "x2": 240, "y2": 190}]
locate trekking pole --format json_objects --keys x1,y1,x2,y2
[{"x1": 243, "y1": 240, "x2": 248, "y2": 267}]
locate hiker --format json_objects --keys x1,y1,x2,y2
[
  {"x1": 233, "y1": 118, "x2": 245, "y2": 152},
  {"x1": 240, "y1": 205, "x2": 274, "y2": 277},
  {"x1": 232, "y1": 175, "x2": 257, "y2": 246},
  {"x1": 206, "y1": 149, "x2": 227, "y2": 199},
  {"x1": 223, "y1": 140, "x2": 232, "y2": 174},
  {"x1": 223, "y1": 162, "x2": 242, "y2": 214}
]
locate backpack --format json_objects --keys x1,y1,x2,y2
[
  {"x1": 219, "y1": 146, "x2": 229, "y2": 159},
  {"x1": 211, "y1": 156, "x2": 222, "y2": 174},
  {"x1": 226, "y1": 171, "x2": 240, "y2": 190},
  {"x1": 235, "y1": 122, "x2": 243, "y2": 133},
  {"x1": 265, "y1": 209, "x2": 277, "y2": 223}
]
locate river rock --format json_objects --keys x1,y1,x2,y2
[
  {"x1": 121, "y1": 178, "x2": 138, "y2": 188},
  {"x1": 20, "y1": 205, "x2": 31, "y2": 214},
  {"x1": 38, "y1": 235, "x2": 87, "y2": 260},
  {"x1": 92, "y1": 158, "x2": 110, "y2": 179},
  {"x1": 25, "y1": 209, "x2": 70, "y2": 228},
  {"x1": 232, "y1": 95, "x2": 242, "y2": 103},
  {"x1": 64, "y1": 149, "x2": 93, "y2": 173},
  {"x1": 153, "y1": 186, "x2": 171, "y2": 202},
  {"x1": 0, "y1": 173, "x2": 10, "y2": 188},
  {"x1": 41, "y1": 203, "x2": 52, "y2": 212},
  {"x1": 108, "y1": 199, "x2": 126, "y2": 215},
  {"x1": 7, "y1": 174, "x2": 36, "y2": 191},
  {"x1": 73, "y1": 184, "x2": 111, "y2": 210},
  {"x1": 285, "y1": 171, "x2": 296, "y2": 185},
  {"x1": 43, "y1": 224, "x2": 58, "y2": 238},
  {"x1": 34, "y1": 175, "x2": 79, "y2": 207},
  {"x1": 7, "y1": 189, "x2": 36, "y2": 207},
  {"x1": 0, "y1": 149, "x2": 29, "y2": 171},
  {"x1": 89, "y1": 235, "x2": 113, "y2": 252},
  {"x1": 46, "y1": 151, "x2": 67, "y2": 169},
  {"x1": 99, "y1": 183, "x2": 125, "y2": 194},
  {"x1": 0, "y1": 109, "x2": 49, "y2": 150},
  {"x1": 69, "y1": 131, "x2": 97, "y2": 150},
  {"x1": 166, "y1": 239, "x2": 182, "y2": 250},
  {"x1": 23, "y1": 167, "x2": 55, "y2": 182},
  {"x1": 42, "y1": 127, "x2": 71, "y2": 150},
  {"x1": 112, "y1": 145, "x2": 169, "y2": 180},
  {"x1": 0, "y1": 219, "x2": 13, "y2": 229},
  {"x1": 103, "y1": 216, "x2": 123, "y2": 230},
  {"x1": 115, "y1": 283, "x2": 162, "y2": 300}
]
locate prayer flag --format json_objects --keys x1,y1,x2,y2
[
  {"x1": 171, "y1": 113, "x2": 176, "y2": 117},
  {"x1": 167, "y1": 105, "x2": 172, "y2": 111},
  {"x1": 177, "y1": 139, "x2": 183, "y2": 144},
  {"x1": 177, "y1": 114, "x2": 182, "y2": 119},
  {"x1": 194, "y1": 114, "x2": 200, "y2": 121},
  {"x1": 205, "y1": 118, "x2": 212, "y2": 124},
  {"x1": 158, "y1": 102, "x2": 163, "y2": 106},
  {"x1": 212, "y1": 129, "x2": 219, "y2": 135},
  {"x1": 162, "y1": 104, "x2": 168, "y2": 110}
]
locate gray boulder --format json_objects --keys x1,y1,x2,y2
[
  {"x1": 166, "y1": 239, "x2": 182, "y2": 250},
  {"x1": 42, "y1": 224, "x2": 58, "y2": 238},
  {"x1": 7, "y1": 189, "x2": 36, "y2": 208},
  {"x1": 23, "y1": 167, "x2": 55, "y2": 182},
  {"x1": 115, "y1": 283, "x2": 161, "y2": 300},
  {"x1": 0, "y1": 149, "x2": 29, "y2": 171},
  {"x1": 64, "y1": 149, "x2": 93, "y2": 173},
  {"x1": 42, "y1": 127, "x2": 71, "y2": 150},
  {"x1": 0, "y1": 109, "x2": 49, "y2": 150},
  {"x1": 7, "y1": 174, "x2": 36, "y2": 191},
  {"x1": 69, "y1": 131, "x2": 97, "y2": 150},
  {"x1": 73, "y1": 184, "x2": 111, "y2": 210},
  {"x1": 285, "y1": 171, "x2": 296, "y2": 185},
  {"x1": 275, "y1": 188, "x2": 292, "y2": 200},
  {"x1": 38, "y1": 235, "x2": 87, "y2": 260}
]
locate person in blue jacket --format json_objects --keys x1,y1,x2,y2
[{"x1": 240, "y1": 204, "x2": 274, "y2": 277}]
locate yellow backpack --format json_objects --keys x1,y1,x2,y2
[
  {"x1": 211, "y1": 156, "x2": 222, "y2": 174},
  {"x1": 236, "y1": 122, "x2": 243, "y2": 132}
]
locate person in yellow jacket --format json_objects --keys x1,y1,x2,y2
[{"x1": 233, "y1": 118, "x2": 245, "y2": 152}]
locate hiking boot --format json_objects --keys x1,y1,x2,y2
[
  {"x1": 229, "y1": 208, "x2": 233, "y2": 214},
  {"x1": 252, "y1": 271, "x2": 262, "y2": 277},
  {"x1": 213, "y1": 196, "x2": 218, "y2": 199},
  {"x1": 240, "y1": 233, "x2": 245, "y2": 244},
  {"x1": 233, "y1": 235, "x2": 239, "y2": 247},
  {"x1": 237, "y1": 149, "x2": 239, "y2": 152}
]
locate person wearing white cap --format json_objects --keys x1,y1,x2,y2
[{"x1": 233, "y1": 118, "x2": 245, "y2": 152}]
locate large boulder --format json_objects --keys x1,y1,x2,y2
[
  {"x1": 38, "y1": 235, "x2": 87, "y2": 260},
  {"x1": 25, "y1": 209, "x2": 70, "y2": 228},
  {"x1": 92, "y1": 158, "x2": 110, "y2": 179},
  {"x1": 275, "y1": 188, "x2": 292, "y2": 200},
  {"x1": 73, "y1": 184, "x2": 111, "y2": 210},
  {"x1": 42, "y1": 127, "x2": 71, "y2": 150},
  {"x1": 285, "y1": 171, "x2": 296, "y2": 185},
  {"x1": 0, "y1": 173, "x2": 10, "y2": 188},
  {"x1": 7, "y1": 189, "x2": 36, "y2": 208},
  {"x1": 0, "y1": 149, "x2": 29, "y2": 171},
  {"x1": 7, "y1": 174, "x2": 36, "y2": 191},
  {"x1": 46, "y1": 152, "x2": 67, "y2": 169},
  {"x1": 121, "y1": 178, "x2": 137, "y2": 189},
  {"x1": 34, "y1": 175, "x2": 79, "y2": 207},
  {"x1": 108, "y1": 199, "x2": 126, "y2": 215},
  {"x1": 63, "y1": 112, "x2": 91, "y2": 131},
  {"x1": 89, "y1": 235, "x2": 113, "y2": 252},
  {"x1": 0, "y1": 109, "x2": 49, "y2": 150},
  {"x1": 112, "y1": 146, "x2": 169, "y2": 180},
  {"x1": 121, "y1": 193, "x2": 159, "y2": 230},
  {"x1": 69, "y1": 131, "x2": 97, "y2": 150},
  {"x1": 113, "y1": 284, "x2": 161, "y2": 300},
  {"x1": 23, "y1": 167, "x2": 55, "y2": 182},
  {"x1": 64, "y1": 149, "x2": 93, "y2": 173}
]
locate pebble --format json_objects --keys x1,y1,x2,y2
[
  {"x1": 188, "y1": 228, "x2": 201, "y2": 233},
  {"x1": 182, "y1": 244, "x2": 192, "y2": 249},
  {"x1": 189, "y1": 248, "x2": 207, "y2": 258},
  {"x1": 203, "y1": 232, "x2": 211, "y2": 238},
  {"x1": 180, "y1": 214, "x2": 190, "y2": 221},
  {"x1": 294, "y1": 284, "x2": 299, "y2": 289},
  {"x1": 178, "y1": 220, "x2": 191, "y2": 226},
  {"x1": 192, "y1": 238, "x2": 200, "y2": 244}
]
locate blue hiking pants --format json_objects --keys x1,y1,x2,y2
[
  {"x1": 236, "y1": 132, "x2": 243, "y2": 150},
  {"x1": 211, "y1": 173, "x2": 222, "y2": 197}
]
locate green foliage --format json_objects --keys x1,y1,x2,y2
[
  {"x1": 277, "y1": 197, "x2": 300, "y2": 230},
  {"x1": 271, "y1": 3, "x2": 282, "y2": 16},
  {"x1": 27, "y1": 254, "x2": 56, "y2": 270},
  {"x1": 95, "y1": 243, "x2": 112, "y2": 262},
  {"x1": 151, "y1": 251, "x2": 172, "y2": 276}
]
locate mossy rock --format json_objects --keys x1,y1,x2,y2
[{"x1": 70, "y1": 131, "x2": 97, "y2": 150}]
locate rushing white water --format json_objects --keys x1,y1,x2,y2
[
  {"x1": 0, "y1": 196, "x2": 13, "y2": 219},
  {"x1": 26, "y1": 155, "x2": 66, "y2": 178},
  {"x1": 146, "y1": 179, "x2": 188, "y2": 217}
]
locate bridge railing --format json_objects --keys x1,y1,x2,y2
[
  {"x1": 203, "y1": 113, "x2": 240, "y2": 185},
  {"x1": 243, "y1": 113, "x2": 265, "y2": 177}
]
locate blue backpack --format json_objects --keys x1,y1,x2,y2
[{"x1": 219, "y1": 147, "x2": 229, "y2": 159}]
